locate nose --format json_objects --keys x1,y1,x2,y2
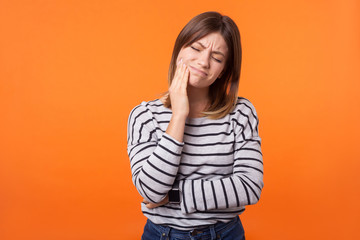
[{"x1": 197, "y1": 51, "x2": 210, "y2": 69}]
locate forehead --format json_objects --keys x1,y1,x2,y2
[{"x1": 195, "y1": 32, "x2": 228, "y2": 52}]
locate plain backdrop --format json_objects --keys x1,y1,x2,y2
[{"x1": 1, "y1": 0, "x2": 359, "y2": 239}]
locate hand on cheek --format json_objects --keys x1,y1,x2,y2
[{"x1": 169, "y1": 58, "x2": 190, "y2": 118}]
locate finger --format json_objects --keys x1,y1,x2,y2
[
  {"x1": 173, "y1": 59, "x2": 183, "y2": 81},
  {"x1": 176, "y1": 61, "x2": 186, "y2": 79},
  {"x1": 177, "y1": 58, "x2": 183, "y2": 66},
  {"x1": 177, "y1": 63, "x2": 187, "y2": 86},
  {"x1": 173, "y1": 64, "x2": 181, "y2": 81},
  {"x1": 171, "y1": 63, "x2": 185, "y2": 90},
  {"x1": 146, "y1": 203, "x2": 156, "y2": 209},
  {"x1": 171, "y1": 67, "x2": 182, "y2": 90},
  {"x1": 180, "y1": 65, "x2": 189, "y2": 92},
  {"x1": 183, "y1": 65, "x2": 189, "y2": 83}
]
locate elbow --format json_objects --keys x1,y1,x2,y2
[
  {"x1": 249, "y1": 181, "x2": 264, "y2": 205},
  {"x1": 133, "y1": 172, "x2": 169, "y2": 203},
  {"x1": 236, "y1": 174, "x2": 264, "y2": 206},
  {"x1": 249, "y1": 190, "x2": 262, "y2": 205},
  {"x1": 141, "y1": 192, "x2": 168, "y2": 204}
]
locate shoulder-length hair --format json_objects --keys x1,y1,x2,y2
[{"x1": 162, "y1": 11, "x2": 242, "y2": 119}]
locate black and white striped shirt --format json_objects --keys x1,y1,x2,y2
[{"x1": 127, "y1": 97, "x2": 263, "y2": 230}]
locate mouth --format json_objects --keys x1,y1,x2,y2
[{"x1": 189, "y1": 66, "x2": 208, "y2": 77}]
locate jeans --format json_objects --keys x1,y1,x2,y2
[{"x1": 141, "y1": 216, "x2": 245, "y2": 240}]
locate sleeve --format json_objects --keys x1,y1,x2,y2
[
  {"x1": 127, "y1": 103, "x2": 184, "y2": 203},
  {"x1": 179, "y1": 100, "x2": 263, "y2": 214}
]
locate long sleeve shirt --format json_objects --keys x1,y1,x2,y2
[{"x1": 127, "y1": 97, "x2": 263, "y2": 230}]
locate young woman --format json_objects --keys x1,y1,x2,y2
[{"x1": 127, "y1": 11, "x2": 263, "y2": 240}]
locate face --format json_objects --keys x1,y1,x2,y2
[{"x1": 176, "y1": 32, "x2": 228, "y2": 89}]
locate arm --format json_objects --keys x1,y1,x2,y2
[
  {"x1": 179, "y1": 100, "x2": 264, "y2": 214},
  {"x1": 127, "y1": 106, "x2": 184, "y2": 203},
  {"x1": 127, "y1": 60, "x2": 190, "y2": 203}
]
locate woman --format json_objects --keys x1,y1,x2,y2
[{"x1": 127, "y1": 11, "x2": 263, "y2": 240}]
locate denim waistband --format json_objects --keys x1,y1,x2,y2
[{"x1": 147, "y1": 216, "x2": 239, "y2": 239}]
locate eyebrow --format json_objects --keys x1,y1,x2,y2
[{"x1": 196, "y1": 42, "x2": 226, "y2": 57}]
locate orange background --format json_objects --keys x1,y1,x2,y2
[{"x1": 1, "y1": 0, "x2": 359, "y2": 239}]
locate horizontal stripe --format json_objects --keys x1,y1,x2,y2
[
  {"x1": 182, "y1": 151, "x2": 234, "y2": 156},
  {"x1": 140, "y1": 179, "x2": 164, "y2": 195},
  {"x1": 129, "y1": 144, "x2": 157, "y2": 162},
  {"x1": 185, "y1": 122, "x2": 231, "y2": 127},
  {"x1": 152, "y1": 111, "x2": 172, "y2": 115},
  {"x1": 128, "y1": 141, "x2": 154, "y2": 157},
  {"x1": 236, "y1": 147, "x2": 263, "y2": 155},
  {"x1": 234, "y1": 157, "x2": 263, "y2": 165},
  {"x1": 184, "y1": 129, "x2": 234, "y2": 137},
  {"x1": 180, "y1": 162, "x2": 233, "y2": 167},
  {"x1": 142, "y1": 169, "x2": 173, "y2": 187},
  {"x1": 159, "y1": 205, "x2": 245, "y2": 215},
  {"x1": 130, "y1": 155, "x2": 147, "y2": 169},
  {"x1": 234, "y1": 165, "x2": 263, "y2": 174},
  {"x1": 163, "y1": 134, "x2": 184, "y2": 147},
  {"x1": 177, "y1": 172, "x2": 231, "y2": 177},
  {"x1": 184, "y1": 141, "x2": 234, "y2": 147},
  {"x1": 158, "y1": 144, "x2": 182, "y2": 156},
  {"x1": 153, "y1": 152, "x2": 180, "y2": 167},
  {"x1": 127, "y1": 97, "x2": 263, "y2": 230},
  {"x1": 147, "y1": 160, "x2": 177, "y2": 178}
]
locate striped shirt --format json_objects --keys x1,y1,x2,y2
[{"x1": 127, "y1": 97, "x2": 263, "y2": 230}]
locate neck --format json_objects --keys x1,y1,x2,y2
[{"x1": 187, "y1": 85, "x2": 210, "y2": 105}]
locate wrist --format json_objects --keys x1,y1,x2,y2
[
  {"x1": 168, "y1": 181, "x2": 181, "y2": 204},
  {"x1": 171, "y1": 113, "x2": 188, "y2": 122},
  {"x1": 166, "y1": 115, "x2": 186, "y2": 142}
]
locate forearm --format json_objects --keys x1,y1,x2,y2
[
  {"x1": 166, "y1": 114, "x2": 187, "y2": 143},
  {"x1": 129, "y1": 112, "x2": 187, "y2": 204},
  {"x1": 129, "y1": 61, "x2": 191, "y2": 204},
  {"x1": 179, "y1": 140, "x2": 263, "y2": 214},
  {"x1": 135, "y1": 114, "x2": 187, "y2": 201},
  {"x1": 130, "y1": 132, "x2": 184, "y2": 203},
  {"x1": 165, "y1": 59, "x2": 189, "y2": 143},
  {"x1": 179, "y1": 173, "x2": 263, "y2": 214}
]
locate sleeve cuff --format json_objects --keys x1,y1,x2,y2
[
  {"x1": 162, "y1": 132, "x2": 184, "y2": 146},
  {"x1": 179, "y1": 179, "x2": 195, "y2": 214}
]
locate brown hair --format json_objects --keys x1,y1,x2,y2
[{"x1": 163, "y1": 11, "x2": 242, "y2": 119}]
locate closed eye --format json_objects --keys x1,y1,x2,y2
[
  {"x1": 190, "y1": 46, "x2": 200, "y2": 51},
  {"x1": 191, "y1": 45, "x2": 223, "y2": 63},
  {"x1": 212, "y1": 57, "x2": 222, "y2": 63}
]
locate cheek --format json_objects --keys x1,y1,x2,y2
[
  {"x1": 177, "y1": 49, "x2": 186, "y2": 60},
  {"x1": 216, "y1": 65, "x2": 226, "y2": 76},
  {"x1": 177, "y1": 49, "x2": 193, "y2": 63},
  {"x1": 176, "y1": 54, "x2": 185, "y2": 66}
]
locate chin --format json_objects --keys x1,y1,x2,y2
[
  {"x1": 188, "y1": 79, "x2": 204, "y2": 88},
  {"x1": 188, "y1": 82, "x2": 211, "y2": 89},
  {"x1": 188, "y1": 76, "x2": 215, "y2": 89}
]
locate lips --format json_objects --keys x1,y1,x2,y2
[{"x1": 189, "y1": 66, "x2": 208, "y2": 77}]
